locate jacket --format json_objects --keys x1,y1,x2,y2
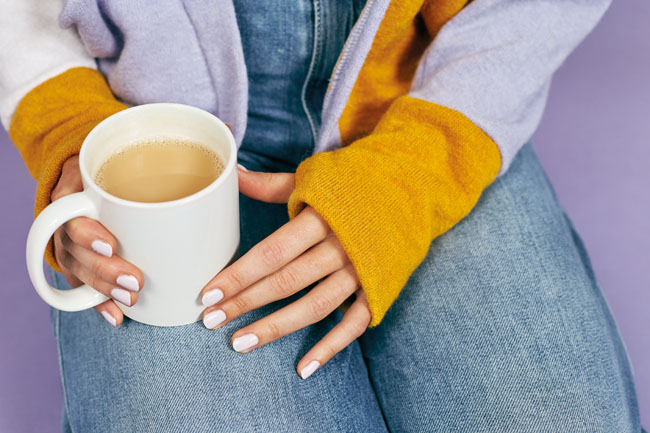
[{"x1": 0, "y1": 0, "x2": 610, "y2": 325}]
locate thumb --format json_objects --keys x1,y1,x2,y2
[{"x1": 237, "y1": 165, "x2": 295, "y2": 203}]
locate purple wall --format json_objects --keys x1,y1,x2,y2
[
  {"x1": 531, "y1": 0, "x2": 650, "y2": 426},
  {"x1": 0, "y1": 1, "x2": 648, "y2": 430}
]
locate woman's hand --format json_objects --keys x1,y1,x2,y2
[
  {"x1": 51, "y1": 155, "x2": 144, "y2": 326},
  {"x1": 200, "y1": 165, "x2": 371, "y2": 379}
]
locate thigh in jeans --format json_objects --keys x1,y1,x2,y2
[
  {"x1": 51, "y1": 195, "x2": 387, "y2": 433},
  {"x1": 360, "y1": 143, "x2": 642, "y2": 433}
]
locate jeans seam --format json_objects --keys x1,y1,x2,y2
[
  {"x1": 564, "y1": 213, "x2": 642, "y2": 430},
  {"x1": 355, "y1": 340, "x2": 391, "y2": 432},
  {"x1": 300, "y1": 0, "x2": 322, "y2": 147}
]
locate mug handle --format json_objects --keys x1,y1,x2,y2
[{"x1": 26, "y1": 192, "x2": 108, "y2": 311}]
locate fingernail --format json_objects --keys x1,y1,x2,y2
[
  {"x1": 202, "y1": 288, "x2": 224, "y2": 306},
  {"x1": 300, "y1": 360, "x2": 320, "y2": 379},
  {"x1": 111, "y1": 287, "x2": 132, "y2": 306},
  {"x1": 91, "y1": 240, "x2": 112, "y2": 258},
  {"x1": 203, "y1": 309, "x2": 226, "y2": 329},
  {"x1": 233, "y1": 333, "x2": 258, "y2": 352},
  {"x1": 101, "y1": 310, "x2": 117, "y2": 327},
  {"x1": 237, "y1": 163, "x2": 248, "y2": 172},
  {"x1": 117, "y1": 274, "x2": 140, "y2": 292}
]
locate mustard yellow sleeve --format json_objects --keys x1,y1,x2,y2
[
  {"x1": 288, "y1": 96, "x2": 501, "y2": 326},
  {"x1": 9, "y1": 67, "x2": 128, "y2": 272}
]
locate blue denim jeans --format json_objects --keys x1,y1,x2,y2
[
  {"x1": 51, "y1": 143, "x2": 642, "y2": 432},
  {"x1": 51, "y1": 1, "x2": 642, "y2": 431},
  {"x1": 234, "y1": 0, "x2": 366, "y2": 172}
]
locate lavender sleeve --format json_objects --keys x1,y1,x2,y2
[
  {"x1": 59, "y1": 0, "x2": 249, "y2": 145},
  {"x1": 409, "y1": 0, "x2": 611, "y2": 174}
]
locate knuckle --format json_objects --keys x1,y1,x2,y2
[
  {"x1": 54, "y1": 242, "x2": 66, "y2": 268},
  {"x1": 260, "y1": 242, "x2": 284, "y2": 267},
  {"x1": 59, "y1": 231, "x2": 73, "y2": 250},
  {"x1": 309, "y1": 295, "x2": 334, "y2": 320},
  {"x1": 350, "y1": 318, "x2": 368, "y2": 338},
  {"x1": 54, "y1": 250, "x2": 64, "y2": 268},
  {"x1": 65, "y1": 219, "x2": 84, "y2": 241},
  {"x1": 342, "y1": 265, "x2": 359, "y2": 283},
  {"x1": 330, "y1": 237, "x2": 347, "y2": 260},
  {"x1": 322, "y1": 342, "x2": 339, "y2": 359},
  {"x1": 60, "y1": 252, "x2": 74, "y2": 271},
  {"x1": 227, "y1": 267, "x2": 246, "y2": 291},
  {"x1": 51, "y1": 182, "x2": 78, "y2": 202},
  {"x1": 90, "y1": 258, "x2": 109, "y2": 279},
  {"x1": 230, "y1": 295, "x2": 250, "y2": 315},
  {"x1": 306, "y1": 207, "x2": 329, "y2": 231},
  {"x1": 259, "y1": 172, "x2": 276, "y2": 194},
  {"x1": 261, "y1": 171, "x2": 275, "y2": 183},
  {"x1": 50, "y1": 186, "x2": 63, "y2": 202},
  {"x1": 264, "y1": 321, "x2": 283, "y2": 341},
  {"x1": 88, "y1": 273, "x2": 102, "y2": 291},
  {"x1": 271, "y1": 268, "x2": 299, "y2": 296}
]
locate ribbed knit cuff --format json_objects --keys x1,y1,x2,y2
[
  {"x1": 10, "y1": 67, "x2": 128, "y2": 272},
  {"x1": 289, "y1": 96, "x2": 501, "y2": 326}
]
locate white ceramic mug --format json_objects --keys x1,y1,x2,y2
[{"x1": 25, "y1": 103, "x2": 240, "y2": 326}]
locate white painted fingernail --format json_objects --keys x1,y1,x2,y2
[
  {"x1": 237, "y1": 163, "x2": 248, "y2": 172},
  {"x1": 203, "y1": 309, "x2": 226, "y2": 329},
  {"x1": 202, "y1": 288, "x2": 224, "y2": 307},
  {"x1": 91, "y1": 240, "x2": 112, "y2": 258},
  {"x1": 233, "y1": 333, "x2": 258, "y2": 352},
  {"x1": 111, "y1": 288, "x2": 132, "y2": 306},
  {"x1": 300, "y1": 360, "x2": 320, "y2": 379},
  {"x1": 117, "y1": 274, "x2": 140, "y2": 292},
  {"x1": 101, "y1": 310, "x2": 117, "y2": 327}
]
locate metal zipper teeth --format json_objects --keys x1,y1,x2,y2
[
  {"x1": 324, "y1": 0, "x2": 374, "y2": 105},
  {"x1": 319, "y1": 0, "x2": 375, "y2": 147},
  {"x1": 301, "y1": 0, "x2": 323, "y2": 148}
]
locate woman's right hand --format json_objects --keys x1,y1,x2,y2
[{"x1": 50, "y1": 155, "x2": 144, "y2": 326}]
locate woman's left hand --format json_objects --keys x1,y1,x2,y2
[{"x1": 200, "y1": 165, "x2": 371, "y2": 379}]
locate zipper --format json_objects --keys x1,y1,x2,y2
[
  {"x1": 324, "y1": 0, "x2": 374, "y2": 103},
  {"x1": 301, "y1": 0, "x2": 323, "y2": 148},
  {"x1": 318, "y1": 0, "x2": 376, "y2": 148}
]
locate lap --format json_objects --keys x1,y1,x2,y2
[
  {"x1": 52, "y1": 196, "x2": 386, "y2": 433},
  {"x1": 52, "y1": 144, "x2": 642, "y2": 432},
  {"x1": 361, "y1": 143, "x2": 642, "y2": 432}
]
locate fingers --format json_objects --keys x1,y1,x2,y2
[
  {"x1": 50, "y1": 156, "x2": 130, "y2": 328},
  {"x1": 52, "y1": 212, "x2": 143, "y2": 309},
  {"x1": 51, "y1": 155, "x2": 82, "y2": 201},
  {"x1": 237, "y1": 166, "x2": 295, "y2": 203},
  {"x1": 202, "y1": 235, "x2": 349, "y2": 328},
  {"x1": 60, "y1": 232, "x2": 143, "y2": 304},
  {"x1": 297, "y1": 290, "x2": 371, "y2": 379},
  {"x1": 226, "y1": 265, "x2": 359, "y2": 354},
  {"x1": 64, "y1": 217, "x2": 117, "y2": 259},
  {"x1": 54, "y1": 228, "x2": 83, "y2": 286},
  {"x1": 201, "y1": 206, "x2": 330, "y2": 305},
  {"x1": 60, "y1": 250, "x2": 139, "y2": 307},
  {"x1": 94, "y1": 299, "x2": 124, "y2": 327}
]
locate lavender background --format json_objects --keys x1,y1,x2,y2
[{"x1": 1, "y1": 1, "x2": 648, "y2": 430}]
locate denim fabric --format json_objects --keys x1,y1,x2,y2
[
  {"x1": 51, "y1": 194, "x2": 388, "y2": 433},
  {"x1": 234, "y1": 0, "x2": 366, "y2": 172},
  {"x1": 50, "y1": 0, "x2": 641, "y2": 430},
  {"x1": 359, "y1": 143, "x2": 642, "y2": 432},
  {"x1": 51, "y1": 143, "x2": 642, "y2": 432}
]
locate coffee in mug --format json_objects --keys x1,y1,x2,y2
[
  {"x1": 95, "y1": 139, "x2": 225, "y2": 203},
  {"x1": 25, "y1": 103, "x2": 240, "y2": 326}
]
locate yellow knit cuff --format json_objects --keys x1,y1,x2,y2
[
  {"x1": 9, "y1": 67, "x2": 128, "y2": 272},
  {"x1": 289, "y1": 96, "x2": 501, "y2": 327}
]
